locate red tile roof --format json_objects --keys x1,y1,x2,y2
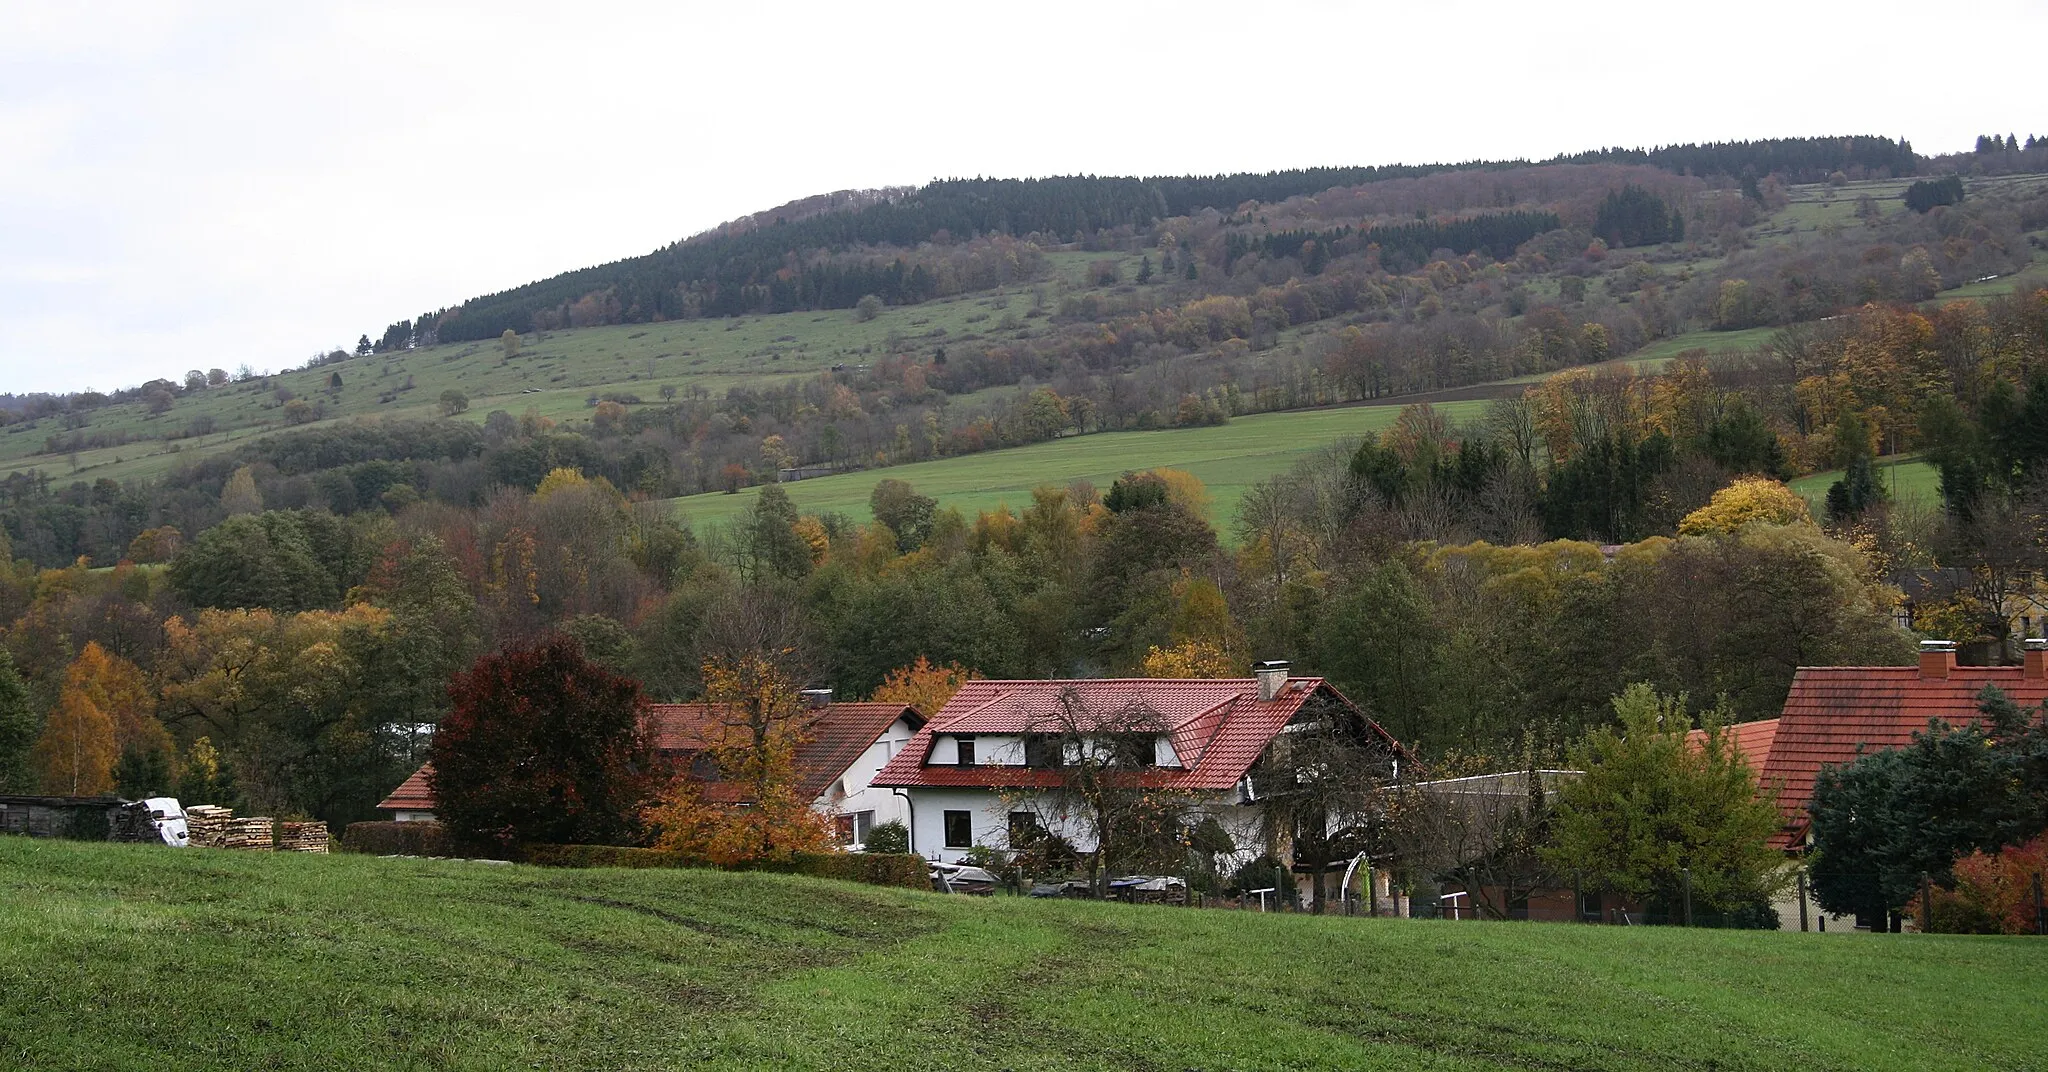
[
  {"x1": 870, "y1": 677, "x2": 1399, "y2": 792},
  {"x1": 376, "y1": 701, "x2": 920, "y2": 815},
  {"x1": 1706, "y1": 663, "x2": 2048, "y2": 849},
  {"x1": 376, "y1": 764, "x2": 436, "y2": 813}
]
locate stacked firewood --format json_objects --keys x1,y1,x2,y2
[
  {"x1": 277, "y1": 821, "x2": 329, "y2": 854},
  {"x1": 185, "y1": 805, "x2": 233, "y2": 848},
  {"x1": 223, "y1": 816, "x2": 275, "y2": 851}
]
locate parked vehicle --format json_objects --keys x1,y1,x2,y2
[
  {"x1": 929, "y1": 862, "x2": 999, "y2": 895},
  {"x1": 138, "y1": 798, "x2": 190, "y2": 847}
]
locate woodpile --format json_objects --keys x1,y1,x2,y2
[
  {"x1": 277, "y1": 821, "x2": 329, "y2": 854},
  {"x1": 184, "y1": 805, "x2": 233, "y2": 848},
  {"x1": 223, "y1": 817, "x2": 274, "y2": 851}
]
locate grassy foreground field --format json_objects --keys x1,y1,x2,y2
[
  {"x1": 670, "y1": 399, "x2": 1490, "y2": 532},
  {"x1": 3, "y1": 840, "x2": 2044, "y2": 1072}
]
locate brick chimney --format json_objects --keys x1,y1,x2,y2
[
  {"x1": 1918, "y1": 640, "x2": 1957, "y2": 680},
  {"x1": 2025, "y1": 638, "x2": 2047, "y2": 680},
  {"x1": 1253, "y1": 660, "x2": 1290, "y2": 702}
]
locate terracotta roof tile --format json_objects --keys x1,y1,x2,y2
[
  {"x1": 871, "y1": 677, "x2": 1399, "y2": 793},
  {"x1": 1707, "y1": 665, "x2": 2048, "y2": 849},
  {"x1": 376, "y1": 764, "x2": 436, "y2": 812}
]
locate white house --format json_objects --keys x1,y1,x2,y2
[{"x1": 869, "y1": 662, "x2": 1404, "y2": 880}]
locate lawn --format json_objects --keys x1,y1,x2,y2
[
  {"x1": 2, "y1": 839, "x2": 2043, "y2": 1071},
  {"x1": 1788, "y1": 456, "x2": 1941, "y2": 512},
  {"x1": 668, "y1": 399, "x2": 1490, "y2": 533}
]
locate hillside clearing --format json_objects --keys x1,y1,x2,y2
[
  {"x1": 1788, "y1": 456, "x2": 1941, "y2": 511},
  {"x1": 1, "y1": 839, "x2": 2042, "y2": 1071},
  {"x1": 668, "y1": 399, "x2": 1490, "y2": 532}
]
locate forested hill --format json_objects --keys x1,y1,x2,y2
[{"x1": 408, "y1": 135, "x2": 1917, "y2": 345}]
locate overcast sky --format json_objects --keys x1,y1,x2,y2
[{"x1": 4, "y1": 0, "x2": 2045, "y2": 395}]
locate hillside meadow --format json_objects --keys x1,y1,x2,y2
[
  {"x1": 1, "y1": 839, "x2": 2043, "y2": 1072},
  {"x1": 668, "y1": 398, "x2": 1490, "y2": 532}
]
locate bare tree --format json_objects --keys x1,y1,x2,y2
[
  {"x1": 1389, "y1": 764, "x2": 1564, "y2": 920},
  {"x1": 1010, "y1": 688, "x2": 1193, "y2": 897},
  {"x1": 1245, "y1": 692, "x2": 1403, "y2": 913}
]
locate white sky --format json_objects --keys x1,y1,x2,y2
[{"x1": 4, "y1": 0, "x2": 2045, "y2": 395}]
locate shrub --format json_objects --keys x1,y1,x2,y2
[
  {"x1": 518, "y1": 843, "x2": 929, "y2": 890},
  {"x1": 341, "y1": 821, "x2": 453, "y2": 857},
  {"x1": 863, "y1": 820, "x2": 909, "y2": 854}
]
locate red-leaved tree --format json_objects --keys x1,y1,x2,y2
[{"x1": 429, "y1": 636, "x2": 660, "y2": 854}]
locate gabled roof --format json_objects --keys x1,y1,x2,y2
[
  {"x1": 870, "y1": 677, "x2": 1400, "y2": 793},
  {"x1": 376, "y1": 701, "x2": 922, "y2": 814},
  {"x1": 1703, "y1": 661, "x2": 2048, "y2": 849},
  {"x1": 377, "y1": 764, "x2": 436, "y2": 813}
]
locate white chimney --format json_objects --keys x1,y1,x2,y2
[{"x1": 1253, "y1": 660, "x2": 1290, "y2": 702}]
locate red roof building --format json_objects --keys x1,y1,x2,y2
[
  {"x1": 378, "y1": 700, "x2": 923, "y2": 842},
  {"x1": 871, "y1": 664, "x2": 1403, "y2": 863},
  {"x1": 1699, "y1": 640, "x2": 2048, "y2": 850}
]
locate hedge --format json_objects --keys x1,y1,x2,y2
[
  {"x1": 518, "y1": 843, "x2": 929, "y2": 890},
  {"x1": 340, "y1": 821, "x2": 454, "y2": 857}
]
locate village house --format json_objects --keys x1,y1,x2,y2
[
  {"x1": 868, "y1": 661, "x2": 1405, "y2": 901},
  {"x1": 1700, "y1": 637, "x2": 2048, "y2": 930},
  {"x1": 378, "y1": 693, "x2": 924, "y2": 845}
]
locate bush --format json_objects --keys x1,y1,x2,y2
[
  {"x1": 863, "y1": 820, "x2": 909, "y2": 854},
  {"x1": 519, "y1": 843, "x2": 929, "y2": 890},
  {"x1": 341, "y1": 821, "x2": 453, "y2": 857}
]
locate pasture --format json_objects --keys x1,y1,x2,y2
[{"x1": 2, "y1": 838, "x2": 2042, "y2": 1071}]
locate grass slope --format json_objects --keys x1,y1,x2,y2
[
  {"x1": 669, "y1": 399, "x2": 1489, "y2": 532},
  {"x1": 3, "y1": 839, "x2": 2044, "y2": 1071},
  {"x1": 1788, "y1": 456, "x2": 1941, "y2": 511}
]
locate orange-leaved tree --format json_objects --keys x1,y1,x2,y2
[
  {"x1": 871, "y1": 656, "x2": 979, "y2": 718},
  {"x1": 33, "y1": 689, "x2": 116, "y2": 796},
  {"x1": 643, "y1": 654, "x2": 836, "y2": 865}
]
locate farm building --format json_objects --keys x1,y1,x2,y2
[{"x1": 380, "y1": 695, "x2": 923, "y2": 844}]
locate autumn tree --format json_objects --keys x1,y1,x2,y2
[
  {"x1": 0, "y1": 651, "x2": 39, "y2": 792},
  {"x1": 1544, "y1": 684, "x2": 1789, "y2": 921},
  {"x1": 430, "y1": 636, "x2": 660, "y2": 854},
  {"x1": 643, "y1": 653, "x2": 836, "y2": 864},
  {"x1": 870, "y1": 656, "x2": 978, "y2": 718},
  {"x1": 1677, "y1": 478, "x2": 1811, "y2": 536},
  {"x1": 33, "y1": 689, "x2": 116, "y2": 797},
  {"x1": 1010, "y1": 688, "x2": 1194, "y2": 896},
  {"x1": 63, "y1": 642, "x2": 172, "y2": 792}
]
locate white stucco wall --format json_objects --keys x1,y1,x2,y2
[{"x1": 817, "y1": 716, "x2": 921, "y2": 842}]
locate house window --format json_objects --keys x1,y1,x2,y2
[
  {"x1": 852, "y1": 810, "x2": 874, "y2": 845},
  {"x1": 1008, "y1": 810, "x2": 1044, "y2": 847},
  {"x1": 943, "y1": 810, "x2": 973, "y2": 848},
  {"x1": 955, "y1": 736, "x2": 977, "y2": 766},
  {"x1": 1023, "y1": 734, "x2": 1063, "y2": 769}
]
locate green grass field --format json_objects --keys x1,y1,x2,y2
[
  {"x1": 1788, "y1": 456, "x2": 1941, "y2": 512},
  {"x1": 2, "y1": 839, "x2": 2042, "y2": 1071},
  {"x1": 669, "y1": 400, "x2": 1489, "y2": 533}
]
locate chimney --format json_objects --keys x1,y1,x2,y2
[
  {"x1": 799, "y1": 688, "x2": 833, "y2": 709},
  {"x1": 2025, "y1": 638, "x2": 2047, "y2": 681},
  {"x1": 1918, "y1": 640, "x2": 1957, "y2": 680},
  {"x1": 1252, "y1": 660, "x2": 1290, "y2": 702}
]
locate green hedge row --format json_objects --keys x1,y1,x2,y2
[
  {"x1": 518, "y1": 843, "x2": 929, "y2": 890},
  {"x1": 340, "y1": 821, "x2": 454, "y2": 857}
]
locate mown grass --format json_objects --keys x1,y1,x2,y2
[
  {"x1": 669, "y1": 399, "x2": 1490, "y2": 533},
  {"x1": 1788, "y1": 455, "x2": 1941, "y2": 511},
  {"x1": 3, "y1": 839, "x2": 2044, "y2": 1071}
]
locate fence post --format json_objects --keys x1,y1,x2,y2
[
  {"x1": 1275, "y1": 865, "x2": 1287, "y2": 912},
  {"x1": 1920, "y1": 872, "x2": 1934, "y2": 933},
  {"x1": 1797, "y1": 872, "x2": 1809, "y2": 933},
  {"x1": 1681, "y1": 868, "x2": 1693, "y2": 927}
]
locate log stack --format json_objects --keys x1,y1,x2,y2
[
  {"x1": 184, "y1": 805, "x2": 233, "y2": 848},
  {"x1": 277, "y1": 821, "x2": 329, "y2": 854},
  {"x1": 223, "y1": 816, "x2": 274, "y2": 851}
]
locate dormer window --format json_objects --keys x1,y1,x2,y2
[{"x1": 956, "y1": 736, "x2": 977, "y2": 767}]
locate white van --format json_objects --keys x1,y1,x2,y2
[{"x1": 140, "y1": 797, "x2": 190, "y2": 847}]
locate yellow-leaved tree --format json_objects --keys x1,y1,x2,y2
[
  {"x1": 871, "y1": 656, "x2": 978, "y2": 718},
  {"x1": 643, "y1": 655, "x2": 836, "y2": 865},
  {"x1": 1139, "y1": 640, "x2": 1236, "y2": 679},
  {"x1": 1678, "y1": 478, "x2": 1812, "y2": 536},
  {"x1": 33, "y1": 689, "x2": 116, "y2": 796}
]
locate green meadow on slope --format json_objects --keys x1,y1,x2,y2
[
  {"x1": 669, "y1": 399, "x2": 1490, "y2": 531},
  {"x1": 2, "y1": 839, "x2": 2043, "y2": 1072}
]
